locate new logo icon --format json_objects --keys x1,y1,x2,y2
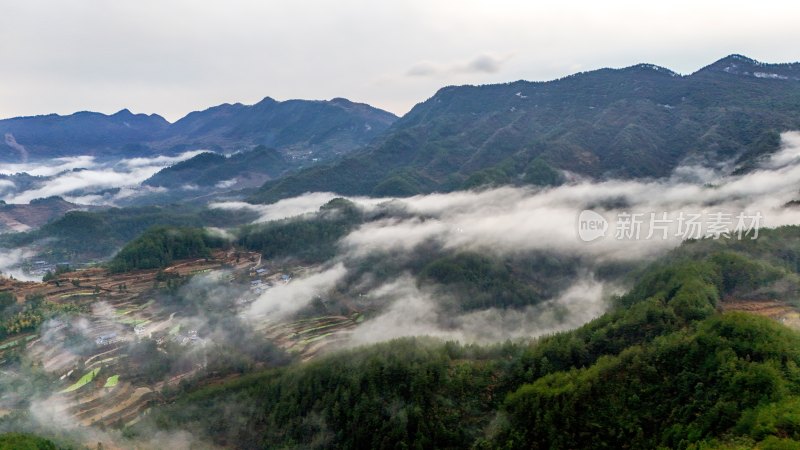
[{"x1": 578, "y1": 210, "x2": 608, "y2": 242}]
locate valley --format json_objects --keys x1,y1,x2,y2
[
  {"x1": 2, "y1": 49, "x2": 800, "y2": 449},
  {"x1": 0, "y1": 247, "x2": 363, "y2": 432}
]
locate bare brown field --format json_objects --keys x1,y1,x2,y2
[{"x1": 721, "y1": 299, "x2": 800, "y2": 329}]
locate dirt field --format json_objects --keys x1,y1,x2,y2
[{"x1": 721, "y1": 298, "x2": 800, "y2": 329}]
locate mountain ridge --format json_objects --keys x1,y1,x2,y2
[
  {"x1": 0, "y1": 96, "x2": 398, "y2": 163},
  {"x1": 250, "y1": 54, "x2": 800, "y2": 203}
]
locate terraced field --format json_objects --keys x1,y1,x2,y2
[
  {"x1": 0, "y1": 249, "x2": 369, "y2": 430},
  {"x1": 265, "y1": 314, "x2": 362, "y2": 361},
  {"x1": 0, "y1": 249, "x2": 262, "y2": 427}
]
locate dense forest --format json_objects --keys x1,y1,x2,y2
[
  {"x1": 143, "y1": 146, "x2": 289, "y2": 189},
  {"x1": 108, "y1": 226, "x2": 227, "y2": 273},
  {"x1": 126, "y1": 226, "x2": 800, "y2": 449},
  {"x1": 237, "y1": 197, "x2": 364, "y2": 263},
  {"x1": 0, "y1": 432, "x2": 62, "y2": 449},
  {"x1": 0, "y1": 205, "x2": 257, "y2": 262}
]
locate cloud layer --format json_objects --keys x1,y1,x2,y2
[
  {"x1": 1, "y1": 151, "x2": 204, "y2": 205},
  {"x1": 211, "y1": 193, "x2": 390, "y2": 224},
  {"x1": 406, "y1": 53, "x2": 509, "y2": 77},
  {"x1": 236, "y1": 131, "x2": 800, "y2": 345}
]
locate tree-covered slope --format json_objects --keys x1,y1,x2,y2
[
  {"x1": 0, "y1": 433, "x2": 61, "y2": 450},
  {"x1": 136, "y1": 226, "x2": 800, "y2": 449},
  {"x1": 0, "y1": 205, "x2": 256, "y2": 261},
  {"x1": 108, "y1": 226, "x2": 227, "y2": 273},
  {"x1": 251, "y1": 55, "x2": 800, "y2": 202},
  {"x1": 143, "y1": 145, "x2": 289, "y2": 189},
  {"x1": 237, "y1": 197, "x2": 364, "y2": 264}
]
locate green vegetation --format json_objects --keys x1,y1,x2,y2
[
  {"x1": 0, "y1": 292, "x2": 14, "y2": 314},
  {"x1": 103, "y1": 374, "x2": 119, "y2": 388},
  {"x1": 108, "y1": 226, "x2": 226, "y2": 273},
  {"x1": 137, "y1": 226, "x2": 800, "y2": 449},
  {"x1": 116, "y1": 278, "x2": 290, "y2": 385},
  {"x1": 0, "y1": 204, "x2": 256, "y2": 262},
  {"x1": 60, "y1": 368, "x2": 100, "y2": 393},
  {"x1": 497, "y1": 313, "x2": 800, "y2": 449},
  {"x1": 41, "y1": 264, "x2": 71, "y2": 282},
  {"x1": 523, "y1": 157, "x2": 565, "y2": 186},
  {"x1": 251, "y1": 56, "x2": 800, "y2": 203},
  {"x1": 0, "y1": 294, "x2": 81, "y2": 341},
  {"x1": 420, "y1": 252, "x2": 546, "y2": 310},
  {"x1": 238, "y1": 198, "x2": 363, "y2": 263},
  {"x1": 144, "y1": 146, "x2": 288, "y2": 189},
  {"x1": 0, "y1": 336, "x2": 35, "y2": 351},
  {"x1": 237, "y1": 201, "x2": 581, "y2": 314},
  {"x1": 139, "y1": 338, "x2": 505, "y2": 448},
  {"x1": 0, "y1": 433, "x2": 60, "y2": 450}
]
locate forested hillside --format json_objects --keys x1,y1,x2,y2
[
  {"x1": 134, "y1": 226, "x2": 800, "y2": 449},
  {"x1": 0, "y1": 432, "x2": 61, "y2": 449},
  {"x1": 0, "y1": 205, "x2": 256, "y2": 262},
  {"x1": 108, "y1": 226, "x2": 227, "y2": 273},
  {"x1": 143, "y1": 146, "x2": 289, "y2": 189},
  {"x1": 252, "y1": 55, "x2": 800, "y2": 202}
]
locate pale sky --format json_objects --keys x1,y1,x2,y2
[{"x1": 1, "y1": 0, "x2": 798, "y2": 122}]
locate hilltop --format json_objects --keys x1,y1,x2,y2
[
  {"x1": 252, "y1": 55, "x2": 800, "y2": 202},
  {"x1": 0, "y1": 97, "x2": 397, "y2": 163}
]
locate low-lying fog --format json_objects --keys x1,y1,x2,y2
[
  {"x1": 0, "y1": 151, "x2": 205, "y2": 205},
  {"x1": 4, "y1": 132, "x2": 800, "y2": 449},
  {"x1": 213, "y1": 131, "x2": 800, "y2": 344}
]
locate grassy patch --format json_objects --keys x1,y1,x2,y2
[
  {"x1": 59, "y1": 291, "x2": 95, "y2": 299},
  {"x1": 0, "y1": 335, "x2": 35, "y2": 351},
  {"x1": 61, "y1": 368, "x2": 100, "y2": 393},
  {"x1": 117, "y1": 317, "x2": 150, "y2": 326},
  {"x1": 103, "y1": 375, "x2": 119, "y2": 388}
]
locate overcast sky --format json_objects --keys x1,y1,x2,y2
[{"x1": 1, "y1": 0, "x2": 798, "y2": 122}]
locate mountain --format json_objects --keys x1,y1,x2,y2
[
  {"x1": 0, "y1": 98, "x2": 398, "y2": 163},
  {"x1": 0, "y1": 109, "x2": 169, "y2": 161},
  {"x1": 696, "y1": 53, "x2": 800, "y2": 80},
  {"x1": 136, "y1": 226, "x2": 800, "y2": 449},
  {"x1": 143, "y1": 146, "x2": 288, "y2": 190},
  {"x1": 156, "y1": 97, "x2": 398, "y2": 160},
  {"x1": 0, "y1": 204, "x2": 257, "y2": 262},
  {"x1": 251, "y1": 55, "x2": 800, "y2": 202}
]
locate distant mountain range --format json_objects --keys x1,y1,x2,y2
[
  {"x1": 0, "y1": 97, "x2": 397, "y2": 162},
  {"x1": 4, "y1": 54, "x2": 800, "y2": 206},
  {"x1": 251, "y1": 55, "x2": 800, "y2": 202}
]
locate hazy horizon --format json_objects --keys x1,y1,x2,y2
[{"x1": 2, "y1": 0, "x2": 799, "y2": 121}]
